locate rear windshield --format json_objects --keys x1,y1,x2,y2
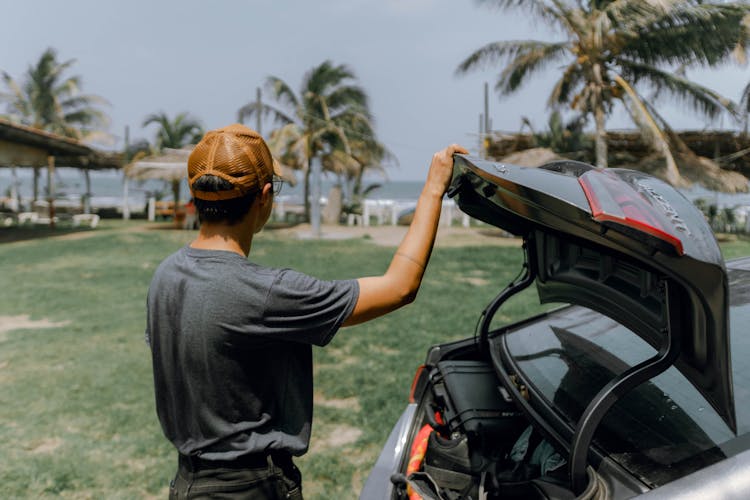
[{"x1": 503, "y1": 266, "x2": 750, "y2": 487}]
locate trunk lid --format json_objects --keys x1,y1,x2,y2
[{"x1": 449, "y1": 155, "x2": 735, "y2": 432}]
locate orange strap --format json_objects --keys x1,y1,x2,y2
[{"x1": 406, "y1": 424, "x2": 433, "y2": 500}]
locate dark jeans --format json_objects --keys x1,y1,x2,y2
[{"x1": 169, "y1": 453, "x2": 303, "y2": 499}]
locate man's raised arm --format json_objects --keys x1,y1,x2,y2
[{"x1": 343, "y1": 144, "x2": 469, "y2": 327}]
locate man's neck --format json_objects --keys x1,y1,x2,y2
[{"x1": 190, "y1": 222, "x2": 252, "y2": 257}]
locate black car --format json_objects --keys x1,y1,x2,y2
[{"x1": 361, "y1": 155, "x2": 750, "y2": 499}]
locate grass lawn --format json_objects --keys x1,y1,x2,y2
[{"x1": 1, "y1": 221, "x2": 748, "y2": 498}]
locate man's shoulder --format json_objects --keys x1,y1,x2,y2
[{"x1": 154, "y1": 245, "x2": 188, "y2": 272}]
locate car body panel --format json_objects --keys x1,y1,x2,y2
[
  {"x1": 634, "y1": 447, "x2": 750, "y2": 499},
  {"x1": 448, "y1": 155, "x2": 735, "y2": 431},
  {"x1": 359, "y1": 404, "x2": 417, "y2": 500}
]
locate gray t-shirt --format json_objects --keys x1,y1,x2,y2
[{"x1": 146, "y1": 245, "x2": 359, "y2": 460}]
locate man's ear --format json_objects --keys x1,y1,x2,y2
[{"x1": 259, "y1": 183, "x2": 273, "y2": 205}]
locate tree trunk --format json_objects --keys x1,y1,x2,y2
[
  {"x1": 594, "y1": 104, "x2": 608, "y2": 168},
  {"x1": 303, "y1": 159, "x2": 311, "y2": 222},
  {"x1": 592, "y1": 64, "x2": 608, "y2": 168},
  {"x1": 172, "y1": 179, "x2": 181, "y2": 219},
  {"x1": 354, "y1": 164, "x2": 364, "y2": 199},
  {"x1": 33, "y1": 167, "x2": 39, "y2": 203},
  {"x1": 612, "y1": 73, "x2": 682, "y2": 186}
]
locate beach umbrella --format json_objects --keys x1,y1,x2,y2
[
  {"x1": 123, "y1": 147, "x2": 192, "y2": 182},
  {"x1": 123, "y1": 147, "x2": 192, "y2": 220}
]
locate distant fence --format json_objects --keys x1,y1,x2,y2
[{"x1": 272, "y1": 197, "x2": 473, "y2": 228}]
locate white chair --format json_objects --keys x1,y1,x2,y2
[
  {"x1": 72, "y1": 213, "x2": 100, "y2": 228},
  {"x1": 18, "y1": 212, "x2": 38, "y2": 224}
]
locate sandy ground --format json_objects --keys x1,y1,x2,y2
[
  {"x1": 2, "y1": 218, "x2": 523, "y2": 248},
  {"x1": 269, "y1": 223, "x2": 522, "y2": 248},
  {"x1": 0, "y1": 314, "x2": 70, "y2": 341}
]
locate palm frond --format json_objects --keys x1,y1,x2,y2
[
  {"x1": 326, "y1": 85, "x2": 370, "y2": 114},
  {"x1": 63, "y1": 108, "x2": 110, "y2": 128},
  {"x1": 618, "y1": 59, "x2": 735, "y2": 121},
  {"x1": 602, "y1": 0, "x2": 669, "y2": 35},
  {"x1": 474, "y1": 0, "x2": 562, "y2": 26},
  {"x1": 304, "y1": 61, "x2": 357, "y2": 96},
  {"x1": 321, "y1": 148, "x2": 360, "y2": 176},
  {"x1": 548, "y1": 62, "x2": 584, "y2": 106},
  {"x1": 267, "y1": 123, "x2": 307, "y2": 171},
  {"x1": 331, "y1": 108, "x2": 373, "y2": 133},
  {"x1": 142, "y1": 112, "x2": 169, "y2": 129},
  {"x1": 53, "y1": 75, "x2": 82, "y2": 98},
  {"x1": 620, "y1": 4, "x2": 749, "y2": 67},
  {"x1": 0, "y1": 72, "x2": 31, "y2": 119},
  {"x1": 456, "y1": 39, "x2": 568, "y2": 78},
  {"x1": 59, "y1": 94, "x2": 110, "y2": 112},
  {"x1": 264, "y1": 76, "x2": 299, "y2": 111},
  {"x1": 237, "y1": 101, "x2": 295, "y2": 126},
  {"x1": 496, "y1": 42, "x2": 570, "y2": 94}
]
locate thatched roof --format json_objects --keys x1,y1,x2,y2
[
  {"x1": 0, "y1": 118, "x2": 121, "y2": 169},
  {"x1": 500, "y1": 147, "x2": 565, "y2": 167},
  {"x1": 638, "y1": 153, "x2": 749, "y2": 193},
  {"x1": 487, "y1": 130, "x2": 750, "y2": 193}
]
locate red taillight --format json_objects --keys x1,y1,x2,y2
[
  {"x1": 578, "y1": 169, "x2": 684, "y2": 256},
  {"x1": 409, "y1": 365, "x2": 426, "y2": 403}
]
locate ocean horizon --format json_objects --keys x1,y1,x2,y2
[
  {"x1": 2, "y1": 166, "x2": 750, "y2": 213},
  {"x1": 0, "y1": 167, "x2": 426, "y2": 211}
]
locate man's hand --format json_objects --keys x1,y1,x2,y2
[{"x1": 424, "y1": 144, "x2": 469, "y2": 198}]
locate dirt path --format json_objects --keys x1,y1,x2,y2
[
  {"x1": 270, "y1": 223, "x2": 521, "y2": 247},
  {"x1": 0, "y1": 315, "x2": 70, "y2": 342},
  {"x1": 1, "y1": 220, "x2": 522, "y2": 248}
]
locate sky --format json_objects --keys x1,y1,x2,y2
[{"x1": 3, "y1": 0, "x2": 750, "y2": 181}]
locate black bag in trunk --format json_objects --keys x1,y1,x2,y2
[{"x1": 430, "y1": 360, "x2": 527, "y2": 461}]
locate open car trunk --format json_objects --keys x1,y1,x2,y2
[{"x1": 389, "y1": 156, "x2": 736, "y2": 499}]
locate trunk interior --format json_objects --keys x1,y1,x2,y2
[{"x1": 393, "y1": 340, "x2": 608, "y2": 500}]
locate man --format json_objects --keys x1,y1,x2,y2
[{"x1": 146, "y1": 123, "x2": 468, "y2": 499}]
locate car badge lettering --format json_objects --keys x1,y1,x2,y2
[
  {"x1": 493, "y1": 163, "x2": 508, "y2": 174},
  {"x1": 637, "y1": 181, "x2": 692, "y2": 236}
]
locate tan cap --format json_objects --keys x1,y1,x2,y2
[{"x1": 188, "y1": 123, "x2": 282, "y2": 201}]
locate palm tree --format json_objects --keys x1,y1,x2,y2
[
  {"x1": 0, "y1": 47, "x2": 109, "y2": 140},
  {"x1": 457, "y1": 1, "x2": 750, "y2": 186},
  {"x1": 142, "y1": 111, "x2": 203, "y2": 215},
  {"x1": 522, "y1": 111, "x2": 591, "y2": 158},
  {"x1": 238, "y1": 60, "x2": 378, "y2": 221},
  {"x1": 326, "y1": 117, "x2": 395, "y2": 211}
]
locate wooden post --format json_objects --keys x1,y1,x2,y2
[
  {"x1": 33, "y1": 167, "x2": 39, "y2": 203},
  {"x1": 9, "y1": 166, "x2": 19, "y2": 212},
  {"x1": 123, "y1": 177, "x2": 130, "y2": 220},
  {"x1": 484, "y1": 82, "x2": 490, "y2": 138},
  {"x1": 47, "y1": 155, "x2": 55, "y2": 228},
  {"x1": 479, "y1": 113, "x2": 485, "y2": 159},
  {"x1": 123, "y1": 125, "x2": 131, "y2": 220},
  {"x1": 83, "y1": 169, "x2": 91, "y2": 214},
  {"x1": 311, "y1": 156, "x2": 322, "y2": 238}
]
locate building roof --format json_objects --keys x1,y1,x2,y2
[{"x1": 0, "y1": 118, "x2": 122, "y2": 169}]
